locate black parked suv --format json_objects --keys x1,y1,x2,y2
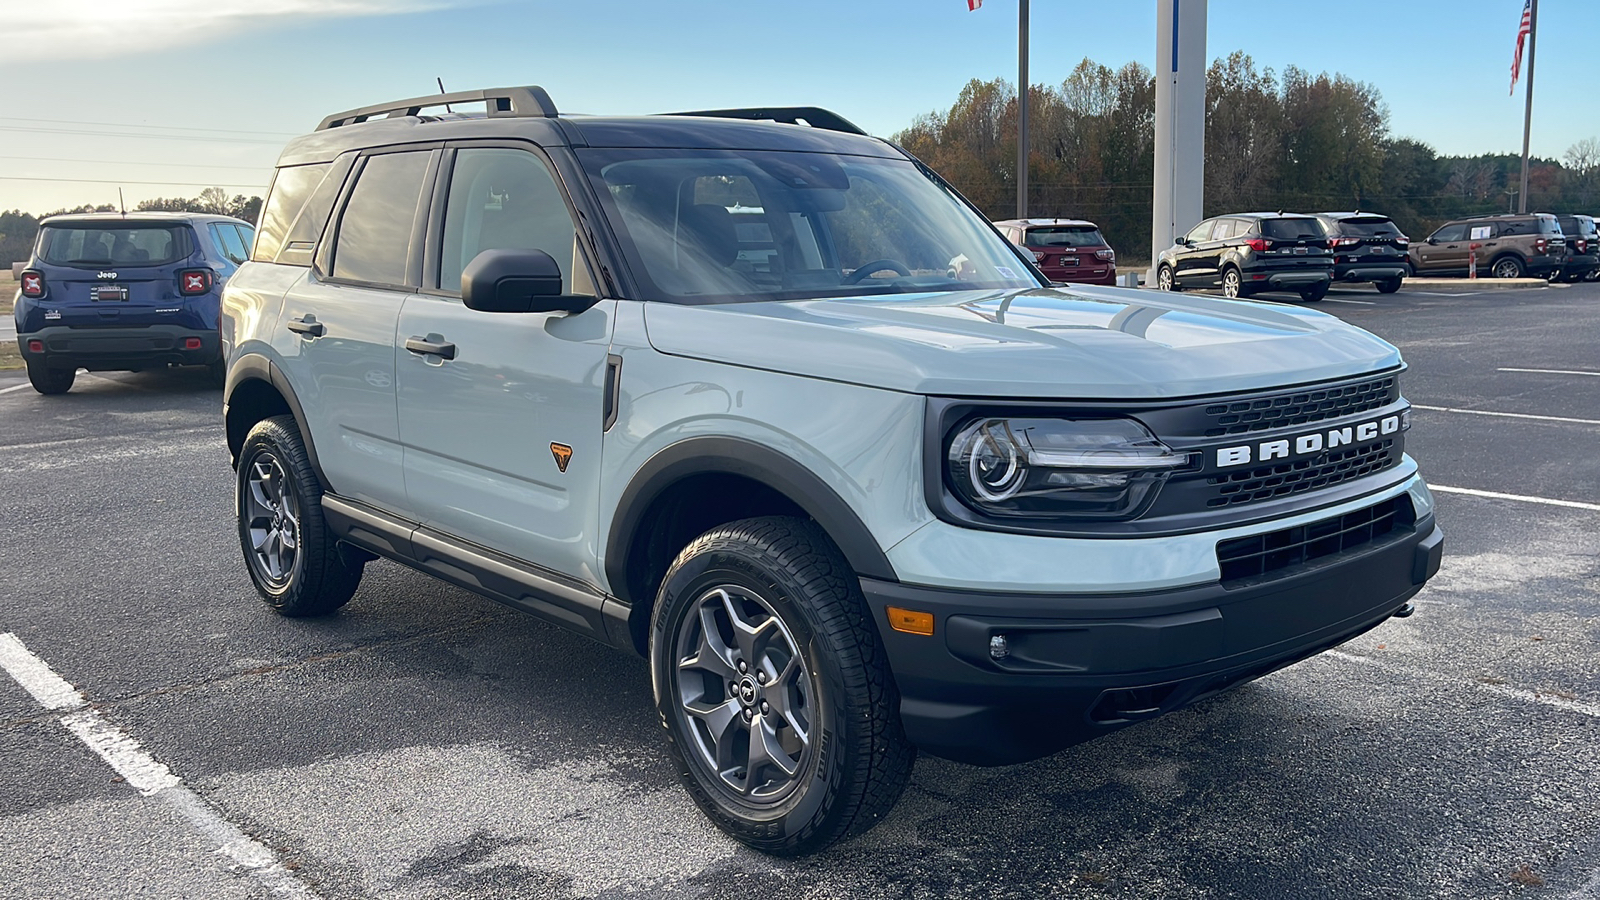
[
  {"x1": 14, "y1": 212, "x2": 254, "y2": 394},
  {"x1": 1314, "y1": 212, "x2": 1409, "y2": 293},
  {"x1": 1156, "y1": 213, "x2": 1333, "y2": 301},
  {"x1": 1556, "y1": 215, "x2": 1598, "y2": 282}
]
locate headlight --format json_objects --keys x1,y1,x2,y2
[{"x1": 946, "y1": 417, "x2": 1194, "y2": 519}]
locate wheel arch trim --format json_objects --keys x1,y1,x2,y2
[
  {"x1": 604, "y1": 436, "x2": 898, "y2": 604},
  {"x1": 224, "y1": 351, "x2": 330, "y2": 490}
]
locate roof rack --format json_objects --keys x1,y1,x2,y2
[
  {"x1": 665, "y1": 107, "x2": 866, "y2": 136},
  {"x1": 317, "y1": 86, "x2": 558, "y2": 131}
]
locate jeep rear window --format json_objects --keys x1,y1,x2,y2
[
  {"x1": 37, "y1": 225, "x2": 188, "y2": 267},
  {"x1": 579, "y1": 149, "x2": 1040, "y2": 304},
  {"x1": 1259, "y1": 218, "x2": 1322, "y2": 240},
  {"x1": 1334, "y1": 217, "x2": 1402, "y2": 237},
  {"x1": 1023, "y1": 226, "x2": 1104, "y2": 248}
]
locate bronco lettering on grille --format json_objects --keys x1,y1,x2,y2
[{"x1": 1216, "y1": 415, "x2": 1402, "y2": 468}]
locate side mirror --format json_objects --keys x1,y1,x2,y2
[
  {"x1": 461, "y1": 248, "x2": 597, "y2": 314},
  {"x1": 1426, "y1": 237, "x2": 1439, "y2": 245},
  {"x1": 1176, "y1": 237, "x2": 1190, "y2": 247}
]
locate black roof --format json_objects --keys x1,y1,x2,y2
[{"x1": 40, "y1": 212, "x2": 250, "y2": 227}]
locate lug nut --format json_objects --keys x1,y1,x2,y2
[
  {"x1": 756, "y1": 671, "x2": 767, "y2": 684},
  {"x1": 760, "y1": 701, "x2": 770, "y2": 713},
  {"x1": 743, "y1": 709, "x2": 753, "y2": 722},
  {"x1": 737, "y1": 660, "x2": 747, "y2": 673}
]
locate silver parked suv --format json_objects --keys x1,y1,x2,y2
[{"x1": 222, "y1": 86, "x2": 1443, "y2": 854}]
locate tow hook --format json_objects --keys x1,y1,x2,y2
[{"x1": 1392, "y1": 602, "x2": 1416, "y2": 619}]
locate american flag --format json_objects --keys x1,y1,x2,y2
[
  {"x1": 967, "y1": 0, "x2": 982, "y2": 9},
  {"x1": 1510, "y1": 0, "x2": 1532, "y2": 94}
]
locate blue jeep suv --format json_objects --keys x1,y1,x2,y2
[{"x1": 14, "y1": 212, "x2": 254, "y2": 394}]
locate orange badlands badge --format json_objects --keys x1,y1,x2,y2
[{"x1": 550, "y1": 442, "x2": 574, "y2": 473}]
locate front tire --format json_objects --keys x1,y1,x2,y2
[
  {"x1": 26, "y1": 361, "x2": 75, "y2": 395},
  {"x1": 651, "y1": 516, "x2": 914, "y2": 855},
  {"x1": 236, "y1": 415, "x2": 363, "y2": 616}
]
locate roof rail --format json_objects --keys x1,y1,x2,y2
[
  {"x1": 664, "y1": 107, "x2": 867, "y2": 136},
  {"x1": 317, "y1": 86, "x2": 559, "y2": 131}
]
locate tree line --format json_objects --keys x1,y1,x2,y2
[
  {"x1": 0, "y1": 189, "x2": 262, "y2": 268},
  {"x1": 896, "y1": 52, "x2": 1600, "y2": 259}
]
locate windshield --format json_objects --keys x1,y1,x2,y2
[
  {"x1": 1260, "y1": 218, "x2": 1323, "y2": 240},
  {"x1": 38, "y1": 225, "x2": 188, "y2": 267},
  {"x1": 578, "y1": 149, "x2": 1040, "y2": 303},
  {"x1": 1335, "y1": 217, "x2": 1403, "y2": 238},
  {"x1": 1023, "y1": 226, "x2": 1105, "y2": 248}
]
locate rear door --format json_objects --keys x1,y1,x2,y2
[{"x1": 276, "y1": 147, "x2": 437, "y2": 509}]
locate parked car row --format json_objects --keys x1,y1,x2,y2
[{"x1": 1000, "y1": 209, "x2": 1598, "y2": 297}]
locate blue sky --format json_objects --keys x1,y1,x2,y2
[{"x1": 0, "y1": 0, "x2": 1592, "y2": 213}]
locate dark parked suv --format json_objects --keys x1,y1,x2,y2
[
  {"x1": 1556, "y1": 215, "x2": 1597, "y2": 282},
  {"x1": 992, "y1": 218, "x2": 1116, "y2": 285},
  {"x1": 1156, "y1": 212, "x2": 1333, "y2": 301},
  {"x1": 1314, "y1": 212, "x2": 1409, "y2": 293},
  {"x1": 1408, "y1": 213, "x2": 1565, "y2": 280},
  {"x1": 14, "y1": 212, "x2": 254, "y2": 394}
]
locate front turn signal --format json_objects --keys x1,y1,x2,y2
[{"x1": 886, "y1": 607, "x2": 935, "y2": 636}]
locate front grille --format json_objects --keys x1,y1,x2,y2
[
  {"x1": 1206, "y1": 439, "x2": 1397, "y2": 508},
  {"x1": 1216, "y1": 495, "x2": 1414, "y2": 585},
  {"x1": 1202, "y1": 376, "x2": 1396, "y2": 437}
]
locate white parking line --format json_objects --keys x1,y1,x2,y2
[
  {"x1": 1498, "y1": 367, "x2": 1600, "y2": 377},
  {"x1": 0, "y1": 382, "x2": 32, "y2": 396},
  {"x1": 1411, "y1": 405, "x2": 1600, "y2": 427},
  {"x1": 0, "y1": 632, "x2": 316, "y2": 899},
  {"x1": 1327, "y1": 650, "x2": 1600, "y2": 719},
  {"x1": 1429, "y1": 484, "x2": 1600, "y2": 512},
  {"x1": 1322, "y1": 298, "x2": 1378, "y2": 306}
]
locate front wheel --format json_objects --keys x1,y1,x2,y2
[
  {"x1": 26, "y1": 361, "x2": 74, "y2": 395},
  {"x1": 1157, "y1": 265, "x2": 1177, "y2": 291},
  {"x1": 651, "y1": 517, "x2": 914, "y2": 855},
  {"x1": 1375, "y1": 277, "x2": 1403, "y2": 294},
  {"x1": 236, "y1": 415, "x2": 363, "y2": 616},
  {"x1": 1299, "y1": 283, "x2": 1329, "y2": 302}
]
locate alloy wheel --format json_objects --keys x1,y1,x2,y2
[
  {"x1": 673, "y1": 585, "x2": 815, "y2": 805},
  {"x1": 1222, "y1": 270, "x2": 1241, "y2": 298},
  {"x1": 242, "y1": 450, "x2": 300, "y2": 588},
  {"x1": 1158, "y1": 267, "x2": 1173, "y2": 291}
]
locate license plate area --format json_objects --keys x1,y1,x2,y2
[
  {"x1": 1059, "y1": 256, "x2": 1079, "y2": 266},
  {"x1": 92, "y1": 285, "x2": 129, "y2": 302},
  {"x1": 1293, "y1": 247, "x2": 1309, "y2": 255}
]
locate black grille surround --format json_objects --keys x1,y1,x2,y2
[
  {"x1": 924, "y1": 367, "x2": 1412, "y2": 538},
  {"x1": 1216, "y1": 494, "x2": 1417, "y2": 586},
  {"x1": 1203, "y1": 374, "x2": 1396, "y2": 437}
]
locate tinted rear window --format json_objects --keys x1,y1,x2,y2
[
  {"x1": 331, "y1": 151, "x2": 431, "y2": 286},
  {"x1": 1259, "y1": 218, "x2": 1323, "y2": 240},
  {"x1": 1024, "y1": 226, "x2": 1104, "y2": 248},
  {"x1": 38, "y1": 225, "x2": 188, "y2": 267},
  {"x1": 1334, "y1": 217, "x2": 1402, "y2": 237},
  {"x1": 253, "y1": 162, "x2": 331, "y2": 263},
  {"x1": 1539, "y1": 216, "x2": 1562, "y2": 235}
]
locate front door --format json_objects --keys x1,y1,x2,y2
[
  {"x1": 1415, "y1": 223, "x2": 1470, "y2": 274},
  {"x1": 1173, "y1": 219, "x2": 1218, "y2": 287},
  {"x1": 396, "y1": 145, "x2": 614, "y2": 587}
]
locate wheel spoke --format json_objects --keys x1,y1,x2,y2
[
  {"x1": 678, "y1": 601, "x2": 739, "y2": 681},
  {"x1": 685, "y1": 697, "x2": 742, "y2": 765}
]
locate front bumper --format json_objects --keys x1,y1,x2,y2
[
  {"x1": 865, "y1": 515, "x2": 1442, "y2": 765},
  {"x1": 19, "y1": 324, "x2": 221, "y2": 371}
]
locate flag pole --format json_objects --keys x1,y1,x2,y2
[
  {"x1": 1517, "y1": 0, "x2": 1537, "y2": 214},
  {"x1": 1017, "y1": 0, "x2": 1029, "y2": 219}
]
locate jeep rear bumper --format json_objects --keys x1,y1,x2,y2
[
  {"x1": 863, "y1": 517, "x2": 1442, "y2": 766},
  {"x1": 19, "y1": 324, "x2": 221, "y2": 371}
]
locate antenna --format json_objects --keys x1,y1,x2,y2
[
  {"x1": 437, "y1": 77, "x2": 452, "y2": 114},
  {"x1": 118, "y1": 187, "x2": 126, "y2": 217}
]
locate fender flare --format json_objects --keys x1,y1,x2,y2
[
  {"x1": 604, "y1": 436, "x2": 897, "y2": 602},
  {"x1": 223, "y1": 352, "x2": 330, "y2": 490}
]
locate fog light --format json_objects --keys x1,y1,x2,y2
[
  {"x1": 183, "y1": 337, "x2": 203, "y2": 350},
  {"x1": 886, "y1": 607, "x2": 934, "y2": 636},
  {"x1": 28, "y1": 339, "x2": 44, "y2": 353},
  {"x1": 989, "y1": 634, "x2": 1010, "y2": 660}
]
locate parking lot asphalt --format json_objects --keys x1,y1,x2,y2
[{"x1": 1, "y1": 282, "x2": 1597, "y2": 899}]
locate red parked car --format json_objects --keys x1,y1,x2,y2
[{"x1": 993, "y1": 218, "x2": 1117, "y2": 286}]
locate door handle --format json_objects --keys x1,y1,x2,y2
[
  {"x1": 405, "y1": 335, "x2": 457, "y2": 361},
  {"x1": 287, "y1": 316, "x2": 325, "y2": 337}
]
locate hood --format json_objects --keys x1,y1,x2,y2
[{"x1": 642, "y1": 286, "x2": 1403, "y2": 399}]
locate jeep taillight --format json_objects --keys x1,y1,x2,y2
[
  {"x1": 20, "y1": 270, "x2": 45, "y2": 298},
  {"x1": 1245, "y1": 238, "x2": 1270, "y2": 252},
  {"x1": 178, "y1": 269, "x2": 213, "y2": 295}
]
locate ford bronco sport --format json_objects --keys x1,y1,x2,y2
[
  {"x1": 221, "y1": 86, "x2": 1443, "y2": 855},
  {"x1": 16, "y1": 212, "x2": 253, "y2": 394}
]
